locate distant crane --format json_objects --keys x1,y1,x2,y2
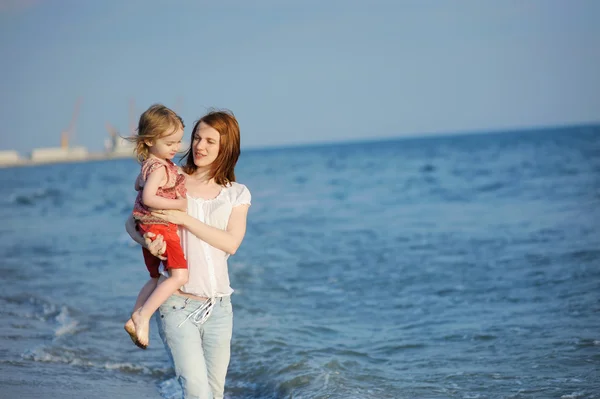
[
  {"x1": 105, "y1": 121, "x2": 119, "y2": 142},
  {"x1": 104, "y1": 98, "x2": 136, "y2": 155},
  {"x1": 61, "y1": 97, "x2": 82, "y2": 149}
]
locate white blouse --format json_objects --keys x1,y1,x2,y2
[{"x1": 159, "y1": 182, "x2": 251, "y2": 299}]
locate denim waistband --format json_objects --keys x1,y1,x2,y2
[
  {"x1": 170, "y1": 294, "x2": 231, "y2": 307},
  {"x1": 169, "y1": 295, "x2": 230, "y2": 327}
]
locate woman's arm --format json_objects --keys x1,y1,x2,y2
[
  {"x1": 134, "y1": 172, "x2": 144, "y2": 191},
  {"x1": 125, "y1": 215, "x2": 146, "y2": 246},
  {"x1": 124, "y1": 215, "x2": 167, "y2": 259},
  {"x1": 152, "y1": 205, "x2": 250, "y2": 255}
]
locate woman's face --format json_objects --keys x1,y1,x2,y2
[{"x1": 192, "y1": 121, "x2": 221, "y2": 168}]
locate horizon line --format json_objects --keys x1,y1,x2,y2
[
  {"x1": 241, "y1": 120, "x2": 600, "y2": 153},
  {"x1": 1, "y1": 120, "x2": 598, "y2": 156}
]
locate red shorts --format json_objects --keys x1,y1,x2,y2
[{"x1": 138, "y1": 223, "x2": 187, "y2": 278}]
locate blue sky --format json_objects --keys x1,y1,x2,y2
[{"x1": 0, "y1": 0, "x2": 598, "y2": 153}]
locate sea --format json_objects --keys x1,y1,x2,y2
[{"x1": 1, "y1": 125, "x2": 599, "y2": 399}]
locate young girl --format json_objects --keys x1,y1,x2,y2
[{"x1": 124, "y1": 103, "x2": 189, "y2": 349}]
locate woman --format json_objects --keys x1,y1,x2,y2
[{"x1": 125, "y1": 109, "x2": 251, "y2": 399}]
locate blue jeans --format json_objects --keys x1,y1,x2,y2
[{"x1": 157, "y1": 294, "x2": 233, "y2": 399}]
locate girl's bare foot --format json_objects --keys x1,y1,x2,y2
[
  {"x1": 124, "y1": 318, "x2": 146, "y2": 349},
  {"x1": 124, "y1": 318, "x2": 136, "y2": 342},
  {"x1": 131, "y1": 309, "x2": 149, "y2": 349}
]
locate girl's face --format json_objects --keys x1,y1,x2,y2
[
  {"x1": 192, "y1": 121, "x2": 220, "y2": 168},
  {"x1": 148, "y1": 126, "x2": 184, "y2": 161}
]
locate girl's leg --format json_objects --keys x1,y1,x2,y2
[
  {"x1": 132, "y1": 268, "x2": 188, "y2": 347},
  {"x1": 202, "y1": 296, "x2": 233, "y2": 399},
  {"x1": 124, "y1": 277, "x2": 158, "y2": 347},
  {"x1": 157, "y1": 295, "x2": 212, "y2": 399},
  {"x1": 132, "y1": 277, "x2": 160, "y2": 313}
]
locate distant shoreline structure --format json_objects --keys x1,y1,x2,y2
[
  {"x1": 0, "y1": 97, "x2": 195, "y2": 168},
  {"x1": 0, "y1": 148, "x2": 136, "y2": 169},
  {"x1": 0, "y1": 137, "x2": 192, "y2": 169},
  {"x1": 0, "y1": 133, "x2": 137, "y2": 169}
]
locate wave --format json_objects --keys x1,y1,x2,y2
[
  {"x1": 54, "y1": 306, "x2": 82, "y2": 337},
  {"x1": 0, "y1": 294, "x2": 83, "y2": 338},
  {"x1": 225, "y1": 356, "x2": 399, "y2": 399},
  {"x1": 22, "y1": 345, "x2": 170, "y2": 377}
]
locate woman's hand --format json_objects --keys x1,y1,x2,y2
[
  {"x1": 144, "y1": 232, "x2": 167, "y2": 260},
  {"x1": 125, "y1": 216, "x2": 166, "y2": 259},
  {"x1": 151, "y1": 209, "x2": 189, "y2": 226}
]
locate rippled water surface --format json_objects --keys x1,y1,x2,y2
[{"x1": 1, "y1": 126, "x2": 599, "y2": 398}]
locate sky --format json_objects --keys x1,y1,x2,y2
[{"x1": 0, "y1": 0, "x2": 599, "y2": 154}]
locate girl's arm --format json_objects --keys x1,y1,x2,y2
[
  {"x1": 152, "y1": 205, "x2": 250, "y2": 255},
  {"x1": 143, "y1": 167, "x2": 187, "y2": 211}
]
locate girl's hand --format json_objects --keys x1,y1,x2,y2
[
  {"x1": 151, "y1": 209, "x2": 188, "y2": 226},
  {"x1": 144, "y1": 232, "x2": 167, "y2": 260}
]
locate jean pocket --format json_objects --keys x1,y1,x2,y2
[
  {"x1": 158, "y1": 296, "x2": 188, "y2": 317},
  {"x1": 219, "y1": 298, "x2": 233, "y2": 315}
]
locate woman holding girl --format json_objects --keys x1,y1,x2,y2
[{"x1": 126, "y1": 108, "x2": 251, "y2": 399}]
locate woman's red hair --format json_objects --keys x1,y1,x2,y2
[{"x1": 181, "y1": 109, "x2": 240, "y2": 185}]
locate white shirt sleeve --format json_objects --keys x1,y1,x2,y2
[{"x1": 233, "y1": 183, "x2": 251, "y2": 207}]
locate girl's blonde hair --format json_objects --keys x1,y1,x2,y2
[{"x1": 127, "y1": 104, "x2": 184, "y2": 163}]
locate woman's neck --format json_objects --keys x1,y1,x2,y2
[{"x1": 188, "y1": 168, "x2": 214, "y2": 185}]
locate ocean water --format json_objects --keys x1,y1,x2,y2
[{"x1": 1, "y1": 125, "x2": 599, "y2": 399}]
